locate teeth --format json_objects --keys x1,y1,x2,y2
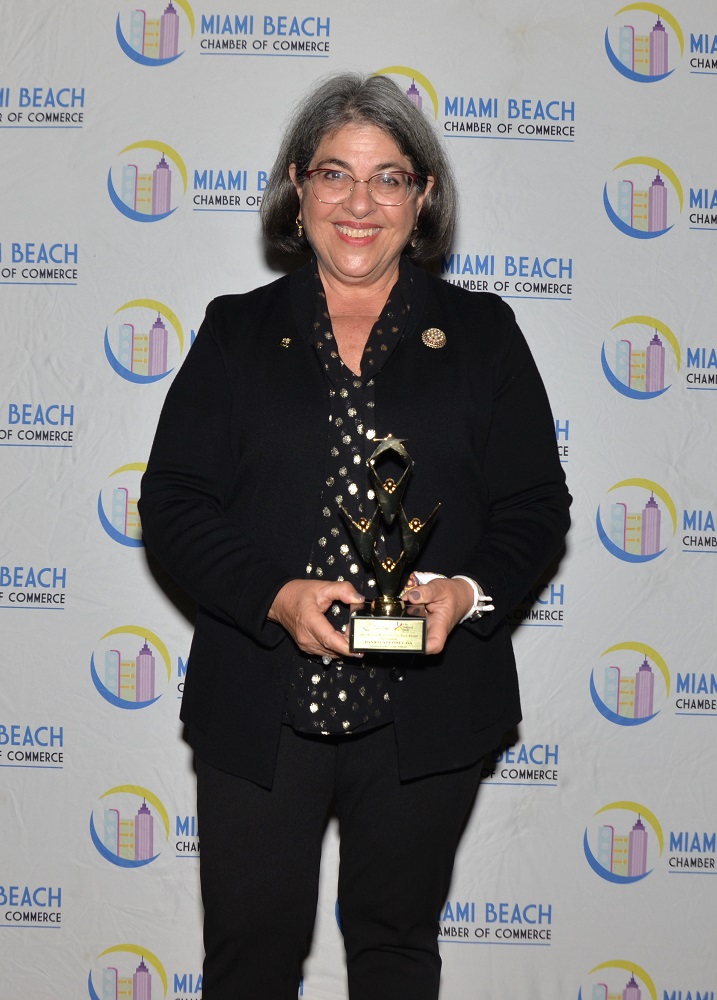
[{"x1": 336, "y1": 225, "x2": 380, "y2": 237}]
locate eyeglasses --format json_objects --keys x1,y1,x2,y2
[{"x1": 304, "y1": 168, "x2": 420, "y2": 206}]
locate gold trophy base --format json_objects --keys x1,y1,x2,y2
[{"x1": 348, "y1": 599, "x2": 427, "y2": 654}]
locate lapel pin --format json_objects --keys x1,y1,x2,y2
[{"x1": 421, "y1": 328, "x2": 447, "y2": 349}]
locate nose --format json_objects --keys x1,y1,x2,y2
[{"x1": 344, "y1": 179, "x2": 373, "y2": 217}]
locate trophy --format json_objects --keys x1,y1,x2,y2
[{"x1": 339, "y1": 436, "x2": 439, "y2": 654}]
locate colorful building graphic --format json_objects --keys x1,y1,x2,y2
[
  {"x1": 584, "y1": 802, "x2": 663, "y2": 884},
  {"x1": 618, "y1": 17, "x2": 668, "y2": 76},
  {"x1": 592, "y1": 642, "x2": 670, "y2": 726},
  {"x1": 603, "y1": 657, "x2": 655, "y2": 718},
  {"x1": 603, "y1": 158, "x2": 683, "y2": 239},
  {"x1": 609, "y1": 494, "x2": 662, "y2": 556},
  {"x1": 101, "y1": 956, "x2": 153, "y2": 999},
  {"x1": 91, "y1": 626, "x2": 172, "y2": 709},
  {"x1": 597, "y1": 479, "x2": 676, "y2": 563},
  {"x1": 614, "y1": 331, "x2": 665, "y2": 392},
  {"x1": 597, "y1": 817, "x2": 649, "y2": 877},
  {"x1": 616, "y1": 172, "x2": 667, "y2": 232},
  {"x1": 89, "y1": 945, "x2": 168, "y2": 1000},
  {"x1": 108, "y1": 142, "x2": 187, "y2": 222},
  {"x1": 605, "y1": 6, "x2": 684, "y2": 82},
  {"x1": 129, "y1": 3, "x2": 180, "y2": 60},
  {"x1": 105, "y1": 640, "x2": 156, "y2": 704},
  {"x1": 116, "y1": 1, "x2": 195, "y2": 66},
  {"x1": 602, "y1": 316, "x2": 680, "y2": 399},
  {"x1": 121, "y1": 154, "x2": 173, "y2": 217},
  {"x1": 578, "y1": 961, "x2": 658, "y2": 1000},
  {"x1": 102, "y1": 799, "x2": 155, "y2": 862},
  {"x1": 117, "y1": 314, "x2": 169, "y2": 377},
  {"x1": 105, "y1": 300, "x2": 185, "y2": 384},
  {"x1": 591, "y1": 973, "x2": 643, "y2": 999},
  {"x1": 90, "y1": 786, "x2": 170, "y2": 868}
]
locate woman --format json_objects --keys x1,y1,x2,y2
[{"x1": 139, "y1": 73, "x2": 570, "y2": 1000}]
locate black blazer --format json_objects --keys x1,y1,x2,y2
[{"x1": 138, "y1": 260, "x2": 571, "y2": 787}]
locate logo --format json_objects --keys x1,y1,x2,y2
[
  {"x1": 578, "y1": 961, "x2": 657, "y2": 1000},
  {"x1": 1, "y1": 402, "x2": 76, "y2": 447},
  {"x1": 605, "y1": 5, "x2": 684, "y2": 82},
  {"x1": 105, "y1": 300, "x2": 186, "y2": 382},
  {"x1": 438, "y1": 899, "x2": 553, "y2": 945},
  {"x1": 481, "y1": 742, "x2": 559, "y2": 786},
  {"x1": 97, "y1": 463, "x2": 146, "y2": 547},
  {"x1": 442, "y1": 253, "x2": 574, "y2": 300},
  {"x1": 596, "y1": 479, "x2": 677, "y2": 562},
  {"x1": 0, "y1": 724, "x2": 64, "y2": 768},
  {"x1": 116, "y1": 1, "x2": 195, "y2": 65},
  {"x1": 0, "y1": 564, "x2": 68, "y2": 610},
  {"x1": 0, "y1": 240, "x2": 79, "y2": 285},
  {"x1": 378, "y1": 66, "x2": 576, "y2": 143},
  {"x1": 91, "y1": 627, "x2": 171, "y2": 708},
  {"x1": 88, "y1": 945, "x2": 168, "y2": 999},
  {"x1": 603, "y1": 158, "x2": 683, "y2": 237},
  {"x1": 108, "y1": 142, "x2": 187, "y2": 221},
  {"x1": 602, "y1": 316, "x2": 680, "y2": 398},
  {"x1": 0, "y1": 884, "x2": 62, "y2": 928},
  {"x1": 0, "y1": 85, "x2": 85, "y2": 127},
  {"x1": 584, "y1": 802, "x2": 664, "y2": 883},
  {"x1": 199, "y1": 13, "x2": 331, "y2": 56},
  {"x1": 192, "y1": 166, "x2": 268, "y2": 212},
  {"x1": 90, "y1": 786, "x2": 170, "y2": 867},
  {"x1": 591, "y1": 642, "x2": 670, "y2": 725}
]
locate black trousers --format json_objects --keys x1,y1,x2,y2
[{"x1": 195, "y1": 723, "x2": 482, "y2": 1000}]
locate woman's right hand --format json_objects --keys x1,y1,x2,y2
[{"x1": 267, "y1": 579, "x2": 364, "y2": 660}]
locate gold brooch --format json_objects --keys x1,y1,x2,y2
[
  {"x1": 279, "y1": 338, "x2": 291, "y2": 348},
  {"x1": 421, "y1": 328, "x2": 446, "y2": 349}
]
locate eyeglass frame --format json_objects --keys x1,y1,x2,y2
[{"x1": 303, "y1": 168, "x2": 423, "y2": 206}]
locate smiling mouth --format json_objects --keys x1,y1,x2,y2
[{"x1": 335, "y1": 225, "x2": 381, "y2": 238}]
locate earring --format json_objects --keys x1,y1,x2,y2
[
  {"x1": 410, "y1": 225, "x2": 419, "y2": 249},
  {"x1": 296, "y1": 217, "x2": 304, "y2": 239}
]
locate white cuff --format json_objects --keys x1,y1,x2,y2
[{"x1": 452, "y1": 575, "x2": 495, "y2": 623}]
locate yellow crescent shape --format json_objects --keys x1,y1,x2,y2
[
  {"x1": 101, "y1": 625, "x2": 172, "y2": 683},
  {"x1": 608, "y1": 478, "x2": 677, "y2": 533},
  {"x1": 589, "y1": 960, "x2": 657, "y2": 1000},
  {"x1": 614, "y1": 157, "x2": 683, "y2": 212},
  {"x1": 595, "y1": 801, "x2": 664, "y2": 853},
  {"x1": 100, "y1": 785, "x2": 171, "y2": 839},
  {"x1": 120, "y1": 141, "x2": 188, "y2": 193},
  {"x1": 615, "y1": 4, "x2": 684, "y2": 55},
  {"x1": 601, "y1": 641, "x2": 670, "y2": 697},
  {"x1": 98, "y1": 944, "x2": 168, "y2": 995},
  {"x1": 373, "y1": 66, "x2": 439, "y2": 119},
  {"x1": 116, "y1": 299, "x2": 185, "y2": 354},
  {"x1": 110, "y1": 462, "x2": 148, "y2": 477},
  {"x1": 612, "y1": 315, "x2": 680, "y2": 371},
  {"x1": 174, "y1": 0, "x2": 195, "y2": 36}
]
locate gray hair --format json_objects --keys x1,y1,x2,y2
[{"x1": 260, "y1": 73, "x2": 457, "y2": 264}]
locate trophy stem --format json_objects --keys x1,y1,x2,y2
[{"x1": 370, "y1": 597, "x2": 405, "y2": 617}]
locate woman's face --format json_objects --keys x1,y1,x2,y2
[{"x1": 289, "y1": 122, "x2": 433, "y2": 290}]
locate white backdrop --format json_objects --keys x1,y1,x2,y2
[{"x1": 1, "y1": 2, "x2": 716, "y2": 998}]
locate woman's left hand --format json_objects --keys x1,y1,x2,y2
[{"x1": 403, "y1": 577, "x2": 474, "y2": 655}]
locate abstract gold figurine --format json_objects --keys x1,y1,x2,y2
[{"x1": 339, "y1": 436, "x2": 440, "y2": 653}]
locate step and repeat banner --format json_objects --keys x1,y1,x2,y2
[{"x1": 1, "y1": 2, "x2": 715, "y2": 997}]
